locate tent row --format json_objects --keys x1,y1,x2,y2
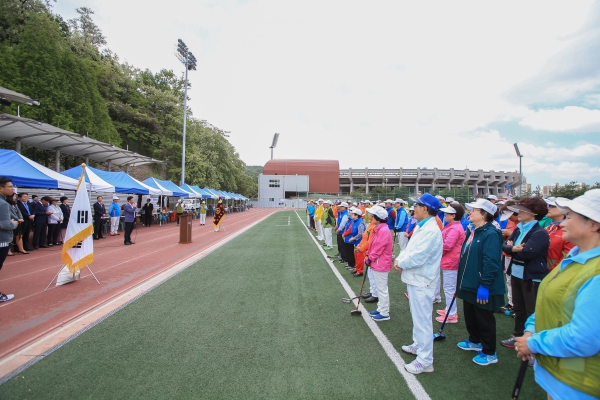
[{"x1": 0, "y1": 149, "x2": 248, "y2": 201}]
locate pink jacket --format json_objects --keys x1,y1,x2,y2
[
  {"x1": 366, "y1": 223, "x2": 393, "y2": 272},
  {"x1": 440, "y1": 221, "x2": 465, "y2": 270}
]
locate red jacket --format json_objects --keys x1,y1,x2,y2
[{"x1": 545, "y1": 223, "x2": 574, "y2": 271}]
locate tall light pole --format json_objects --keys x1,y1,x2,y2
[
  {"x1": 270, "y1": 133, "x2": 280, "y2": 160},
  {"x1": 175, "y1": 39, "x2": 197, "y2": 186},
  {"x1": 514, "y1": 143, "x2": 523, "y2": 196}
]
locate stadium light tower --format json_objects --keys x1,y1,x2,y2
[
  {"x1": 175, "y1": 38, "x2": 197, "y2": 186},
  {"x1": 270, "y1": 133, "x2": 280, "y2": 160},
  {"x1": 514, "y1": 143, "x2": 523, "y2": 196}
]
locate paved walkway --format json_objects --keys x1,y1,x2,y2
[{"x1": 0, "y1": 208, "x2": 278, "y2": 377}]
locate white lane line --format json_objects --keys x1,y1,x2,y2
[{"x1": 293, "y1": 210, "x2": 431, "y2": 400}]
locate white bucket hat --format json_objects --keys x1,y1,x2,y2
[
  {"x1": 366, "y1": 205, "x2": 388, "y2": 220},
  {"x1": 465, "y1": 198, "x2": 497, "y2": 215},
  {"x1": 555, "y1": 189, "x2": 600, "y2": 223}
]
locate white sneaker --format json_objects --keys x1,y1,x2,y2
[
  {"x1": 0, "y1": 293, "x2": 15, "y2": 302},
  {"x1": 401, "y1": 343, "x2": 419, "y2": 355},
  {"x1": 404, "y1": 359, "x2": 434, "y2": 374}
]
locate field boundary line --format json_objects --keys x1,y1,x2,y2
[{"x1": 293, "y1": 210, "x2": 431, "y2": 400}]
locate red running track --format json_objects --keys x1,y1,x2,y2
[{"x1": 0, "y1": 208, "x2": 278, "y2": 360}]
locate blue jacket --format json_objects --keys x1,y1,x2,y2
[
  {"x1": 124, "y1": 202, "x2": 136, "y2": 223},
  {"x1": 336, "y1": 209, "x2": 348, "y2": 234},
  {"x1": 345, "y1": 218, "x2": 365, "y2": 245},
  {"x1": 503, "y1": 222, "x2": 549, "y2": 281},
  {"x1": 108, "y1": 202, "x2": 121, "y2": 217},
  {"x1": 395, "y1": 207, "x2": 409, "y2": 232},
  {"x1": 386, "y1": 206, "x2": 396, "y2": 230},
  {"x1": 307, "y1": 205, "x2": 315, "y2": 217}
]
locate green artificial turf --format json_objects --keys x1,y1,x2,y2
[
  {"x1": 0, "y1": 211, "x2": 418, "y2": 399},
  {"x1": 316, "y1": 214, "x2": 547, "y2": 400}
]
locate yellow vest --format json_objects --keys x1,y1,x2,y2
[
  {"x1": 536, "y1": 255, "x2": 600, "y2": 397},
  {"x1": 315, "y1": 205, "x2": 323, "y2": 221}
]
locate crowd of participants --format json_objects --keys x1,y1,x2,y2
[{"x1": 305, "y1": 191, "x2": 600, "y2": 399}]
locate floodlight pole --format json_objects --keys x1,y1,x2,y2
[
  {"x1": 514, "y1": 143, "x2": 523, "y2": 196},
  {"x1": 176, "y1": 39, "x2": 197, "y2": 187}
]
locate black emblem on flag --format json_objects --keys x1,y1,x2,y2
[
  {"x1": 72, "y1": 241, "x2": 83, "y2": 249},
  {"x1": 77, "y1": 210, "x2": 88, "y2": 224}
]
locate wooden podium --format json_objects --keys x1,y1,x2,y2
[{"x1": 179, "y1": 213, "x2": 193, "y2": 243}]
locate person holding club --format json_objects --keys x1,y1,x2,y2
[
  {"x1": 514, "y1": 189, "x2": 600, "y2": 400},
  {"x1": 455, "y1": 198, "x2": 504, "y2": 366},
  {"x1": 364, "y1": 205, "x2": 393, "y2": 320},
  {"x1": 394, "y1": 193, "x2": 443, "y2": 375}
]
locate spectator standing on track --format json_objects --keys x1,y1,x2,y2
[
  {"x1": 199, "y1": 201, "x2": 208, "y2": 226},
  {"x1": 0, "y1": 177, "x2": 18, "y2": 302},
  {"x1": 394, "y1": 193, "x2": 443, "y2": 375},
  {"x1": 501, "y1": 197, "x2": 550, "y2": 350},
  {"x1": 435, "y1": 204, "x2": 466, "y2": 324},
  {"x1": 32, "y1": 195, "x2": 51, "y2": 248},
  {"x1": 364, "y1": 205, "x2": 393, "y2": 320},
  {"x1": 124, "y1": 196, "x2": 136, "y2": 245},
  {"x1": 544, "y1": 197, "x2": 574, "y2": 271},
  {"x1": 456, "y1": 198, "x2": 504, "y2": 366},
  {"x1": 93, "y1": 196, "x2": 106, "y2": 240},
  {"x1": 109, "y1": 196, "x2": 121, "y2": 236},
  {"x1": 17, "y1": 193, "x2": 33, "y2": 251},
  {"x1": 59, "y1": 196, "x2": 71, "y2": 243},
  {"x1": 514, "y1": 189, "x2": 600, "y2": 400},
  {"x1": 321, "y1": 200, "x2": 335, "y2": 249},
  {"x1": 7, "y1": 193, "x2": 26, "y2": 255},
  {"x1": 142, "y1": 198, "x2": 153, "y2": 227},
  {"x1": 46, "y1": 198, "x2": 63, "y2": 246}
]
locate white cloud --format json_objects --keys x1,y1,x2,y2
[{"x1": 519, "y1": 106, "x2": 600, "y2": 132}]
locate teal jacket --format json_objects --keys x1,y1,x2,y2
[{"x1": 457, "y1": 222, "x2": 505, "y2": 295}]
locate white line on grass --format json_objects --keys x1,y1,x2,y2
[
  {"x1": 275, "y1": 216, "x2": 291, "y2": 226},
  {"x1": 293, "y1": 210, "x2": 432, "y2": 400}
]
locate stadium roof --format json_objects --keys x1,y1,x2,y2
[{"x1": 0, "y1": 113, "x2": 162, "y2": 167}]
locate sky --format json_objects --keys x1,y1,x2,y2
[{"x1": 52, "y1": 0, "x2": 600, "y2": 187}]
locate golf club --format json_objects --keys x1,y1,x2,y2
[
  {"x1": 350, "y1": 266, "x2": 369, "y2": 316},
  {"x1": 510, "y1": 359, "x2": 529, "y2": 399},
  {"x1": 433, "y1": 293, "x2": 456, "y2": 341},
  {"x1": 404, "y1": 292, "x2": 409, "y2": 300},
  {"x1": 341, "y1": 295, "x2": 360, "y2": 303}
]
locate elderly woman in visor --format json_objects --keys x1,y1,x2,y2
[{"x1": 514, "y1": 189, "x2": 600, "y2": 400}]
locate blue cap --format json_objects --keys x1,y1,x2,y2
[{"x1": 414, "y1": 193, "x2": 441, "y2": 211}]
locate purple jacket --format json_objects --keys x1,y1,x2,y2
[
  {"x1": 367, "y1": 223, "x2": 393, "y2": 272},
  {"x1": 441, "y1": 221, "x2": 466, "y2": 270}
]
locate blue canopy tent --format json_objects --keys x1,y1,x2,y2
[
  {"x1": 142, "y1": 178, "x2": 190, "y2": 197},
  {"x1": 201, "y1": 188, "x2": 218, "y2": 199},
  {"x1": 0, "y1": 149, "x2": 79, "y2": 190},
  {"x1": 139, "y1": 177, "x2": 172, "y2": 196},
  {"x1": 189, "y1": 185, "x2": 213, "y2": 199},
  {"x1": 180, "y1": 183, "x2": 203, "y2": 198},
  {"x1": 62, "y1": 165, "x2": 160, "y2": 195}
]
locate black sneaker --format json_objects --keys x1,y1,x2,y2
[
  {"x1": 361, "y1": 292, "x2": 372, "y2": 299},
  {"x1": 500, "y1": 303, "x2": 513, "y2": 312},
  {"x1": 0, "y1": 293, "x2": 15, "y2": 302}
]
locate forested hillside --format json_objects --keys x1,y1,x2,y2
[{"x1": 0, "y1": 0, "x2": 257, "y2": 197}]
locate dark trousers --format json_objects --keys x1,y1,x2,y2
[
  {"x1": 21, "y1": 220, "x2": 32, "y2": 250},
  {"x1": 463, "y1": 300, "x2": 497, "y2": 355},
  {"x1": 0, "y1": 245, "x2": 8, "y2": 272},
  {"x1": 94, "y1": 218, "x2": 104, "y2": 238},
  {"x1": 309, "y1": 216, "x2": 315, "y2": 229},
  {"x1": 176, "y1": 213, "x2": 182, "y2": 225},
  {"x1": 344, "y1": 242, "x2": 356, "y2": 267},
  {"x1": 336, "y1": 233, "x2": 346, "y2": 261},
  {"x1": 47, "y1": 224, "x2": 60, "y2": 245},
  {"x1": 144, "y1": 214, "x2": 152, "y2": 226},
  {"x1": 124, "y1": 222, "x2": 134, "y2": 243},
  {"x1": 33, "y1": 218, "x2": 47, "y2": 247},
  {"x1": 511, "y1": 276, "x2": 539, "y2": 337}
]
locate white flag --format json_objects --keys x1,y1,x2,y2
[{"x1": 61, "y1": 164, "x2": 94, "y2": 274}]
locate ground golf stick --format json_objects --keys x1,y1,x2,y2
[
  {"x1": 433, "y1": 293, "x2": 456, "y2": 341},
  {"x1": 510, "y1": 359, "x2": 529, "y2": 399},
  {"x1": 350, "y1": 266, "x2": 369, "y2": 316}
]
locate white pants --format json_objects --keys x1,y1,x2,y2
[
  {"x1": 435, "y1": 269, "x2": 458, "y2": 316},
  {"x1": 373, "y1": 270, "x2": 390, "y2": 316},
  {"x1": 323, "y1": 227, "x2": 333, "y2": 247},
  {"x1": 504, "y1": 256, "x2": 512, "y2": 306},
  {"x1": 200, "y1": 213, "x2": 206, "y2": 225},
  {"x1": 398, "y1": 233, "x2": 409, "y2": 251},
  {"x1": 368, "y1": 267, "x2": 378, "y2": 298},
  {"x1": 406, "y1": 284, "x2": 435, "y2": 366},
  {"x1": 316, "y1": 219, "x2": 323, "y2": 240},
  {"x1": 110, "y1": 217, "x2": 120, "y2": 234}
]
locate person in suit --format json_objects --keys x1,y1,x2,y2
[
  {"x1": 17, "y1": 192, "x2": 34, "y2": 251},
  {"x1": 59, "y1": 196, "x2": 71, "y2": 242},
  {"x1": 124, "y1": 196, "x2": 136, "y2": 245},
  {"x1": 32, "y1": 196, "x2": 51, "y2": 249},
  {"x1": 93, "y1": 196, "x2": 106, "y2": 240},
  {"x1": 142, "y1": 198, "x2": 153, "y2": 227}
]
